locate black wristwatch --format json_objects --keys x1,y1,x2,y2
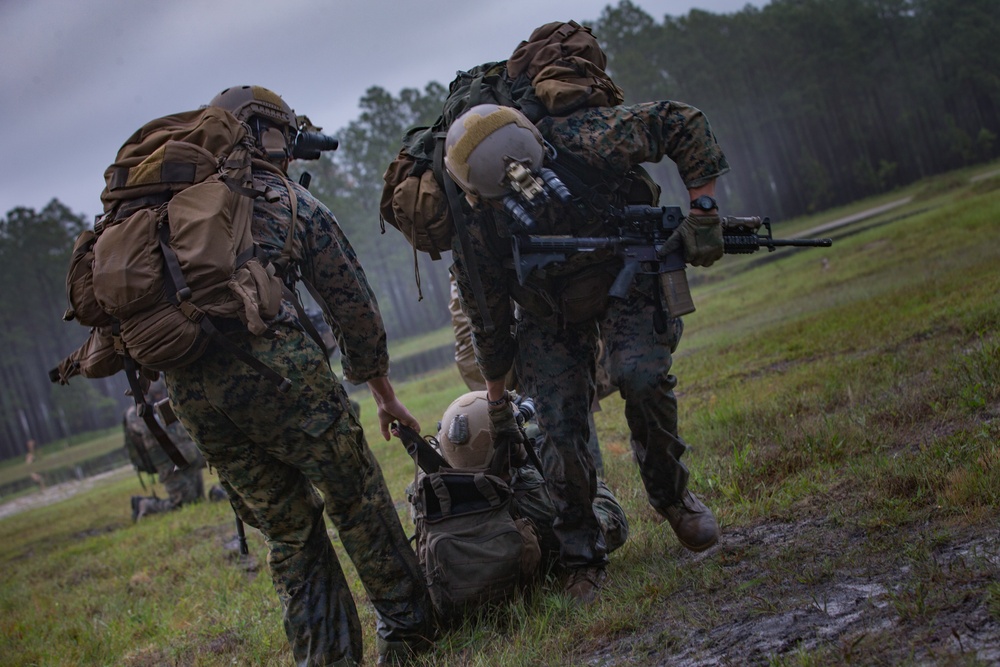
[{"x1": 689, "y1": 195, "x2": 718, "y2": 212}]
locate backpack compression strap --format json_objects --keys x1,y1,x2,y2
[
  {"x1": 428, "y1": 471, "x2": 503, "y2": 517},
  {"x1": 155, "y1": 223, "x2": 292, "y2": 393}
]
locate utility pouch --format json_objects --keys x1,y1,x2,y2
[
  {"x1": 660, "y1": 270, "x2": 695, "y2": 318},
  {"x1": 557, "y1": 264, "x2": 616, "y2": 323}
]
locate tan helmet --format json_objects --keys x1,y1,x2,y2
[
  {"x1": 209, "y1": 85, "x2": 296, "y2": 127},
  {"x1": 209, "y1": 85, "x2": 296, "y2": 163},
  {"x1": 444, "y1": 104, "x2": 545, "y2": 199},
  {"x1": 436, "y1": 391, "x2": 494, "y2": 469}
]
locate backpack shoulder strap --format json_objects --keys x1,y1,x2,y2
[{"x1": 251, "y1": 158, "x2": 302, "y2": 272}]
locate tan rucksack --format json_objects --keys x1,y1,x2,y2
[
  {"x1": 379, "y1": 21, "x2": 623, "y2": 273},
  {"x1": 54, "y1": 106, "x2": 294, "y2": 383},
  {"x1": 51, "y1": 106, "x2": 307, "y2": 465}
]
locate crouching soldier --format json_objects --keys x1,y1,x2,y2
[
  {"x1": 437, "y1": 391, "x2": 628, "y2": 569},
  {"x1": 401, "y1": 390, "x2": 628, "y2": 620}
]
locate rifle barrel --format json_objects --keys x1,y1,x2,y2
[{"x1": 769, "y1": 238, "x2": 833, "y2": 247}]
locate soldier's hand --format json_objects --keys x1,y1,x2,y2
[
  {"x1": 368, "y1": 376, "x2": 419, "y2": 441},
  {"x1": 487, "y1": 392, "x2": 529, "y2": 468},
  {"x1": 671, "y1": 213, "x2": 723, "y2": 267},
  {"x1": 376, "y1": 397, "x2": 419, "y2": 441},
  {"x1": 487, "y1": 392, "x2": 520, "y2": 437}
]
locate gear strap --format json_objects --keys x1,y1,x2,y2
[
  {"x1": 435, "y1": 133, "x2": 495, "y2": 334},
  {"x1": 394, "y1": 423, "x2": 450, "y2": 474},
  {"x1": 120, "y1": 352, "x2": 189, "y2": 469}
]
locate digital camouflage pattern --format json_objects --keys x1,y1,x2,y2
[
  {"x1": 252, "y1": 172, "x2": 391, "y2": 385},
  {"x1": 451, "y1": 99, "x2": 726, "y2": 569},
  {"x1": 511, "y1": 461, "x2": 627, "y2": 564},
  {"x1": 124, "y1": 404, "x2": 205, "y2": 515},
  {"x1": 448, "y1": 273, "x2": 485, "y2": 392},
  {"x1": 536, "y1": 100, "x2": 730, "y2": 190},
  {"x1": 165, "y1": 173, "x2": 431, "y2": 667}
]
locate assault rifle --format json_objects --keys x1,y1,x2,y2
[{"x1": 511, "y1": 204, "x2": 832, "y2": 322}]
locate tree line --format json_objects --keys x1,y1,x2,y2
[{"x1": 2, "y1": 0, "x2": 997, "y2": 460}]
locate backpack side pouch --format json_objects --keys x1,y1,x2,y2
[
  {"x1": 166, "y1": 178, "x2": 283, "y2": 334},
  {"x1": 65, "y1": 229, "x2": 113, "y2": 327},
  {"x1": 391, "y1": 169, "x2": 454, "y2": 258},
  {"x1": 58, "y1": 326, "x2": 125, "y2": 380},
  {"x1": 92, "y1": 207, "x2": 164, "y2": 319},
  {"x1": 118, "y1": 300, "x2": 209, "y2": 371}
]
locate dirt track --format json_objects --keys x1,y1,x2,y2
[{"x1": 0, "y1": 466, "x2": 131, "y2": 521}]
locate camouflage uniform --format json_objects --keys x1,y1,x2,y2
[
  {"x1": 448, "y1": 272, "x2": 485, "y2": 392},
  {"x1": 511, "y1": 439, "x2": 627, "y2": 565},
  {"x1": 124, "y1": 404, "x2": 205, "y2": 517},
  {"x1": 164, "y1": 171, "x2": 431, "y2": 667},
  {"x1": 449, "y1": 272, "x2": 606, "y2": 473},
  {"x1": 452, "y1": 100, "x2": 729, "y2": 569}
]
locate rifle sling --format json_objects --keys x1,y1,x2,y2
[
  {"x1": 198, "y1": 317, "x2": 291, "y2": 393},
  {"x1": 281, "y1": 282, "x2": 335, "y2": 362},
  {"x1": 395, "y1": 423, "x2": 450, "y2": 474},
  {"x1": 435, "y1": 134, "x2": 495, "y2": 334}
]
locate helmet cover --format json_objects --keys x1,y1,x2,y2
[
  {"x1": 444, "y1": 104, "x2": 545, "y2": 199},
  {"x1": 436, "y1": 391, "x2": 494, "y2": 469},
  {"x1": 208, "y1": 85, "x2": 296, "y2": 128}
]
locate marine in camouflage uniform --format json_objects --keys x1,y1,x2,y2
[
  {"x1": 124, "y1": 383, "x2": 206, "y2": 520},
  {"x1": 164, "y1": 87, "x2": 432, "y2": 667},
  {"x1": 450, "y1": 99, "x2": 730, "y2": 602},
  {"x1": 448, "y1": 272, "x2": 607, "y2": 474}
]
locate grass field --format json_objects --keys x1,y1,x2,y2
[{"x1": 1, "y1": 164, "x2": 998, "y2": 666}]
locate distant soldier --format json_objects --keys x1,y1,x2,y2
[{"x1": 124, "y1": 379, "x2": 214, "y2": 520}]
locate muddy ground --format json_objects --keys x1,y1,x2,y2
[{"x1": 585, "y1": 515, "x2": 999, "y2": 666}]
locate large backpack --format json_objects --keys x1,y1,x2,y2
[
  {"x1": 378, "y1": 21, "x2": 625, "y2": 265},
  {"x1": 51, "y1": 106, "x2": 303, "y2": 466},
  {"x1": 396, "y1": 424, "x2": 541, "y2": 624}
]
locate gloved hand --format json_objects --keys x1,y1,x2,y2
[
  {"x1": 487, "y1": 392, "x2": 529, "y2": 469},
  {"x1": 670, "y1": 213, "x2": 724, "y2": 267},
  {"x1": 488, "y1": 391, "x2": 522, "y2": 437}
]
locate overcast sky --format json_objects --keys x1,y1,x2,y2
[{"x1": 1, "y1": 0, "x2": 759, "y2": 220}]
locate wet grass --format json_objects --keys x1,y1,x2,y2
[{"x1": 2, "y1": 166, "x2": 999, "y2": 665}]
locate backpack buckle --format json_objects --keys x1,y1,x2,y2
[{"x1": 178, "y1": 301, "x2": 205, "y2": 322}]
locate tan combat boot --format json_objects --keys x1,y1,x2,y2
[
  {"x1": 663, "y1": 490, "x2": 719, "y2": 552},
  {"x1": 564, "y1": 565, "x2": 608, "y2": 605}
]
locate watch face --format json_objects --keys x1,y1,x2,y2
[{"x1": 692, "y1": 195, "x2": 717, "y2": 211}]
